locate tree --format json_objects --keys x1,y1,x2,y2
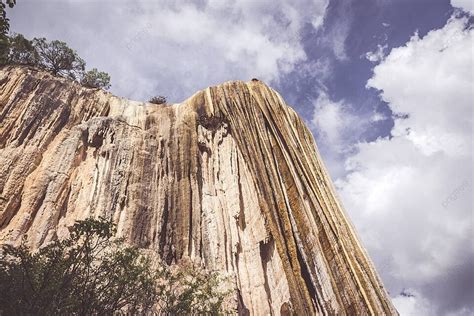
[
  {"x1": 32, "y1": 37, "x2": 85, "y2": 79},
  {"x1": 149, "y1": 95, "x2": 167, "y2": 104},
  {"x1": 1, "y1": 5, "x2": 111, "y2": 87},
  {"x1": 156, "y1": 260, "x2": 234, "y2": 314},
  {"x1": 81, "y1": 68, "x2": 111, "y2": 90},
  {"x1": 7, "y1": 33, "x2": 39, "y2": 65},
  {"x1": 0, "y1": 0, "x2": 16, "y2": 65},
  {"x1": 0, "y1": 217, "x2": 157, "y2": 315},
  {"x1": 5, "y1": 33, "x2": 112, "y2": 89},
  {"x1": 0, "y1": 217, "x2": 234, "y2": 315}
]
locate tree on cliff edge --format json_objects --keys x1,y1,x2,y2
[
  {"x1": 7, "y1": 33, "x2": 39, "y2": 65},
  {"x1": 0, "y1": 0, "x2": 15, "y2": 64},
  {"x1": 32, "y1": 38, "x2": 86, "y2": 80},
  {"x1": 81, "y1": 68, "x2": 111, "y2": 90}
]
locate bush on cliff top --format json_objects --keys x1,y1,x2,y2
[
  {"x1": 81, "y1": 68, "x2": 111, "y2": 90},
  {"x1": 1, "y1": 25, "x2": 111, "y2": 89},
  {"x1": 2, "y1": 3, "x2": 110, "y2": 92},
  {"x1": 149, "y1": 95, "x2": 167, "y2": 105}
]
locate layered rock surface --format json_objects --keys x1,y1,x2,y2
[{"x1": 0, "y1": 66, "x2": 397, "y2": 315}]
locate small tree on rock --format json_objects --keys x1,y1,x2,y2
[
  {"x1": 149, "y1": 95, "x2": 167, "y2": 104},
  {"x1": 32, "y1": 37, "x2": 85, "y2": 79},
  {"x1": 0, "y1": 0, "x2": 16, "y2": 65},
  {"x1": 7, "y1": 33, "x2": 39, "y2": 65},
  {"x1": 81, "y1": 68, "x2": 111, "y2": 90}
]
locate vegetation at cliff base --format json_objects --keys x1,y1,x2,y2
[{"x1": 0, "y1": 217, "x2": 233, "y2": 315}]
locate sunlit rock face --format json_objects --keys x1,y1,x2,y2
[{"x1": 0, "y1": 66, "x2": 397, "y2": 315}]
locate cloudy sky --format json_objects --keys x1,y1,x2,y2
[{"x1": 8, "y1": 0, "x2": 473, "y2": 315}]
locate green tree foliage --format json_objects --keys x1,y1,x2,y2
[
  {"x1": 0, "y1": 217, "x2": 233, "y2": 315},
  {"x1": 81, "y1": 68, "x2": 111, "y2": 90},
  {"x1": 2, "y1": 2, "x2": 113, "y2": 91},
  {"x1": 3, "y1": 31, "x2": 112, "y2": 90},
  {"x1": 156, "y1": 261, "x2": 234, "y2": 314},
  {"x1": 0, "y1": 0, "x2": 16, "y2": 65},
  {"x1": 0, "y1": 217, "x2": 157, "y2": 315},
  {"x1": 149, "y1": 95, "x2": 167, "y2": 104},
  {"x1": 32, "y1": 38, "x2": 85, "y2": 80},
  {"x1": 8, "y1": 33, "x2": 39, "y2": 65}
]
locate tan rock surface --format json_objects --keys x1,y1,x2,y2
[{"x1": 0, "y1": 66, "x2": 397, "y2": 315}]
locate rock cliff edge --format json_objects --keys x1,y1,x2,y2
[{"x1": 0, "y1": 66, "x2": 397, "y2": 315}]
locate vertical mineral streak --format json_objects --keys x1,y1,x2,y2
[{"x1": 0, "y1": 66, "x2": 397, "y2": 315}]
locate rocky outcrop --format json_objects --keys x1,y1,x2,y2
[{"x1": 0, "y1": 66, "x2": 397, "y2": 315}]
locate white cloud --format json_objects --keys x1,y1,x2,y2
[
  {"x1": 337, "y1": 15, "x2": 473, "y2": 315},
  {"x1": 367, "y1": 16, "x2": 472, "y2": 157},
  {"x1": 451, "y1": 0, "x2": 474, "y2": 14},
  {"x1": 365, "y1": 44, "x2": 387, "y2": 63},
  {"x1": 10, "y1": 0, "x2": 329, "y2": 102},
  {"x1": 312, "y1": 93, "x2": 355, "y2": 153},
  {"x1": 370, "y1": 112, "x2": 387, "y2": 122},
  {"x1": 317, "y1": 1, "x2": 353, "y2": 61},
  {"x1": 392, "y1": 290, "x2": 433, "y2": 316},
  {"x1": 311, "y1": 92, "x2": 387, "y2": 179},
  {"x1": 322, "y1": 16, "x2": 351, "y2": 61}
]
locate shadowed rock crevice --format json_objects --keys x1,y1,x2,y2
[{"x1": 259, "y1": 237, "x2": 275, "y2": 311}]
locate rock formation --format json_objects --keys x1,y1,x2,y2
[{"x1": 0, "y1": 66, "x2": 397, "y2": 315}]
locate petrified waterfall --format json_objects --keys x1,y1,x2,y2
[{"x1": 0, "y1": 66, "x2": 397, "y2": 315}]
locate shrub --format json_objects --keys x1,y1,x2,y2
[
  {"x1": 4, "y1": 33, "x2": 112, "y2": 90},
  {"x1": 1, "y1": 5, "x2": 111, "y2": 87},
  {"x1": 7, "y1": 33, "x2": 39, "y2": 65},
  {"x1": 149, "y1": 95, "x2": 167, "y2": 104},
  {"x1": 0, "y1": 217, "x2": 233, "y2": 315},
  {"x1": 0, "y1": 218, "x2": 157, "y2": 314},
  {"x1": 156, "y1": 260, "x2": 235, "y2": 314},
  {"x1": 81, "y1": 68, "x2": 111, "y2": 90}
]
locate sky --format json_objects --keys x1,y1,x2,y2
[{"x1": 8, "y1": 0, "x2": 473, "y2": 315}]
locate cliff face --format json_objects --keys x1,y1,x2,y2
[{"x1": 0, "y1": 66, "x2": 397, "y2": 315}]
